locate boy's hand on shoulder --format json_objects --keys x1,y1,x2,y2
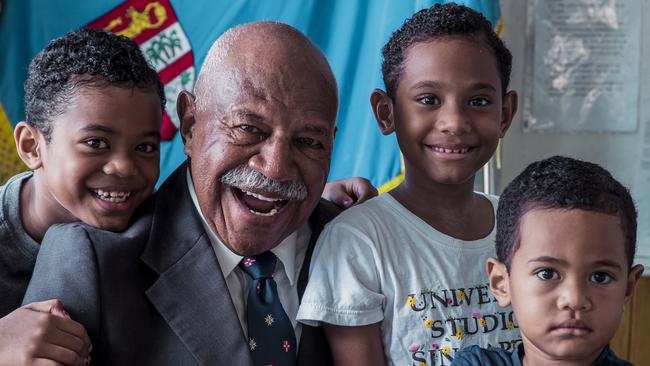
[
  {"x1": 0, "y1": 299, "x2": 91, "y2": 366},
  {"x1": 322, "y1": 177, "x2": 378, "y2": 209}
]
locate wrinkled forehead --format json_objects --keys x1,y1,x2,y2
[{"x1": 196, "y1": 36, "x2": 338, "y2": 122}]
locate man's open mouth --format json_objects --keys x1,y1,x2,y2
[{"x1": 232, "y1": 187, "x2": 288, "y2": 217}]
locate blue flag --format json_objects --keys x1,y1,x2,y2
[{"x1": 0, "y1": 0, "x2": 501, "y2": 189}]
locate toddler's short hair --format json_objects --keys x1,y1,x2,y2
[
  {"x1": 381, "y1": 2, "x2": 512, "y2": 99},
  {"x1": 24, "y1": 28, "x2": 165, "y2": 141},
  {"x1": 496, "y1": 155, "x2": 637, "y2": 269}
]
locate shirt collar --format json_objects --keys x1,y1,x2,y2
[{"x1": 185, "y1": 168, "x2": 300, "y2": 285}]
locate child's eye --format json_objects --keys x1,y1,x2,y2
[
  {"x1": 416, "y1": 96, "x2": 440, "y2": 106},
  {"x1": 590, "y1": 272, "x2": 613, "y2": 284},
  {"x1": 535, "y1": 268, "x2": 559, "y2": 281},
  {"x1": 136, "y1": 143, "x2": 158, "y2": 153},
  {"x1": 468, "y1": 97, "x2": 490, "y2": 107},
  {"x1": 83, "y1": 139, "x2": 109, "y2": 149}
]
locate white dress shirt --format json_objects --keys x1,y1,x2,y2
[{"x1": 186, "y1": 169, "x2": 310, "y2": 343}]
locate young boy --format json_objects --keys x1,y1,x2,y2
[
  {"x1": 0, "y1": 27, "x2": 375, "y2": 366},
  {"x1": 452, "y1": 156, "x2": 644, "y2": 366},
  {"x1": 0, "y1": 28, "x2": 165, "y2": 365},
  {"x1": 297, "y1": 3, "x2": 519, "y2": 366}
]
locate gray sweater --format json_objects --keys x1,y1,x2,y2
[{"x1": 0, "y1": 171, "x2": 39, "y2": 317}]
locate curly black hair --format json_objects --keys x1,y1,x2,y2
[
  {"x1": 24, "y1": 28, "x2": 165, "y2": 141},
  {"x1": 496, "y1": 156, "x2": 637, "y2": 270},
  {"x1": 381, "y1": 2, "x2": 512, "y2": 99}
]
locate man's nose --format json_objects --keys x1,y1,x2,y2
[
  {"x1": 556, "y1": 277, "x2": 592, "y2": 312},
  {"x1": 249, "y1": 138, "x2": 294, "y2": 181},
  {"x1": 436, "y1": 101, "x2": 471, "y2": 135},
  {"x1": 103, "y1": 153, "x2": 137, "y2": 178}
]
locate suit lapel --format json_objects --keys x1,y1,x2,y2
[{"x1": 141, "y1": 165, "x2": 253, "y2": 365}]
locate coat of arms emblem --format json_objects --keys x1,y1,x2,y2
[{"x1": 87, "y1": 0, "x2": 195, "y2": 141}]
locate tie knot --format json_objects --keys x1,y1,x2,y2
[{"x1": 239, "y1": 251, "x2": 277, "y2": 279}]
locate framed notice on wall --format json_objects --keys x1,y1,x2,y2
[
  {"x1": 525, "y1": 0, "x2": 642, "y2": 133},
  {"x1": 504, "y1": 0, "x2": 650, "y2": 273}
]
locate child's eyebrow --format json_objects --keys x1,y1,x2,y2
[
  {"x1": 78, "y1": 124, "x2": 161, "y2": 139},
  {"x1": 410, "y1": 81, "x2": 497, "y2": 92},
  {"x1": 411, "y1": 81, "x2": 445, "y2": 90},
  {"x1": 79, "y1": 124, "x2": 117, "y2": 134},
  {"x1": 469, "y1": 82, "x2": 498, "y2": 92},
  {"x1": 142, "y1": 130, "x2": 162, "y2": 139},
  {"x1": 591, "y1": 260, "x2": 623, "y2": 271},
  {"x1": 527, "y1": 257, "x2": 624, "y2": 271},
  {"x1": 527, "y1": 256, "x2": 566, "y2": 265}
]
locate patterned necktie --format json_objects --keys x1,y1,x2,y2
[{"x1": 239, "y1": 252, "x2": 297, "y2": 366}]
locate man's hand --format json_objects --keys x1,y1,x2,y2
[
  {"x1": 322, "y1": 177, "x2": 378, "y2": 209},
  {"x1": 0, "y1": 300, "x2": 91, "y2": 366}
]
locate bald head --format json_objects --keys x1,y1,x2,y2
[
  {"x1": 179, "y1": 22, "x2": 339, "y2": 255},
  {"x1": 195, "y1": 21, "x2": 338, "y2": 115}
]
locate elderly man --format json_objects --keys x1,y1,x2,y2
[{"x1": 23, "y1": 22, "x2": 350, "y2": 365}]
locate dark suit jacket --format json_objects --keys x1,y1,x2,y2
[{"x1": 23, "y1": 164, "x2": 339, "y2": 365}]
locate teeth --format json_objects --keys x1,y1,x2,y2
[
  {"x1": 433, "y1": 147, "x2": 469, "y2": 154},
  {"x1": 93, "y1": 189, "x2": 131, "y2": 203},
  {"x1": 243, "y1": 190, "x2": 283, "y2": 202},
  {"x1": 249, "y1": 208, "x2": 279, "y2": 217}
]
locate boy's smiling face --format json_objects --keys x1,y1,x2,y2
[
  {"x1": 387, "y1": 37, "x2": 516, "y2": 186},
  {"x1": 489, "y1": 208, "x2": 643, "y2": 364},
  {"x1": 36, "y1": 84, "x2": 161, "y2": 232}
]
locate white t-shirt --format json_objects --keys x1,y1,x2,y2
[{"x1": 297, "y1": 193, "x2": 521, "y2": 366}]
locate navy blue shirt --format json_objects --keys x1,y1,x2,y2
[{"x1": 452, "y1": 344, "x2": 632, "y2": 366}]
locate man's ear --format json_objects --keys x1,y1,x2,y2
[
  {"x1": 370, "y1": 89, "x2": 395, "y2": 135},
  {"x1": 624, "y1": 264, "x2": 644, "y2": 300},
  {"x1": 499, "y1": 91, "x2": 518, "y2": 138},
  {"x1": 14, "y1": 122, "x2": 44, "y2": 170},
  {"x1": 486, "y1": 257, "x2": 512, "y2": 307},
  {"x1": 177, "y1": 91, "x2": 197, "y2": 156}
]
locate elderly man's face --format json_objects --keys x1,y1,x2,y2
[{"x1": 180, "y1": 50, "x2": 337, "y2": 256}]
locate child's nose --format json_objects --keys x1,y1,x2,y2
[
  {"x1": 103, "y1": 154, "x2": 137, "y2": 178},
  {"x1": 556, "y1": 278, "x2": 592, "y2": 312},
  {"x1": 436, "y1": 103, "x2": 471, "y2": 135}
]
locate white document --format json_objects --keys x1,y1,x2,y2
[{"x1": 527, "y1": 0, "x2": 641, "y2": 133}]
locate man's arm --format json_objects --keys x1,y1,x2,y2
[
  {"x1": 322, "y1": 177, "x2": 377, "y2": 209},
  {"x1": 323, "y1": 323, "x2": 386, "y2": 366},
  {"x1": 0, "y1": 300, "x2": 91, "y2": 366}
]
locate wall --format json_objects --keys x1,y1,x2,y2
[{"x1": 612, "y1": 277, "x2": 650, "y2": 364}]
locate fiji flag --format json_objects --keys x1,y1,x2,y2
[{"x1": 0, "y1": 0, "x2": 501, "y2": 190}]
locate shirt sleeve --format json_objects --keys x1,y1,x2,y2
[{"x1": 297, "y1": 220, "x2": 385, "y2": 327}]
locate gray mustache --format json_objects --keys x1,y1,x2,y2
[{"x1": 220, "y1": 164, "x2": 307, "y2": 201}]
